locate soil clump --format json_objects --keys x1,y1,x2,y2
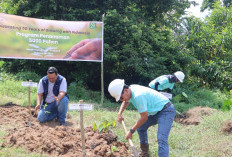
[
  {"x1": 175, "y1": 106, "x2": 216, "y2": 125},
  {"x1": 221, "y1": 120, "x2": 232, "y2": 134},
  {"x1": 0, "y1": 103, "x2": 131, "y2": 157}
]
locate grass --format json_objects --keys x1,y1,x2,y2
[
  {"x1": 1, "y1": 106, "x2": 232, "y2": 157},
  {"x1": 0, "y1": 73, "x2": 232, "y2": 156},
  {"x1": 69, "y1": 108, "x2": 232, "y2": 157},
  {"x1": 169, "y1": 110, "x2": 232, "y2": 157},
  {"x1": 0, "y1": 75, "x2": 37, "y2": 106},
  {"x1": 3, "y1": 107, "x2": 229, "y2": 157},
  {"x1": 0, "y1": 147, "x2": 46, "y2": 157}
]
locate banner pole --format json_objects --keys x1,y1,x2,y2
[{"x1": 100, "y1": 13, "x2": 105, "y2": 106}]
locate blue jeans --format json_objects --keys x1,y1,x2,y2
[
  {"x1": 137, "y1": 103, "x2": 176, "y2": 157},
  {"x1": 37, "y1": 96, "x2": 69, "y2": 123}
]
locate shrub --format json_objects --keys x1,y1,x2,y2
[{"x1": 15, "y1": 71, "x2": 41, "y2": 82}]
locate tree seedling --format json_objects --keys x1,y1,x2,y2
[{"x1": 93, "y1": 120, "x2": 116, "y2": 133}]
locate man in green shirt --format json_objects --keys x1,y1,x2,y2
[
  {"x1": 108, "y1": 79, "x2": 176, "y2": 157},
  {"x1": 149, "y1": 71, "x2": 185, "y2": 94}
]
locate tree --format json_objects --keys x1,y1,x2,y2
[
  {"x1": 178, "y1": 1, "x2": 232, "y2": 89},
  {"x1": 0, "y1": 0, "x2": 192, "y2": 91},
  {"x1": 201, "y1": 0, "x2": 232, "y2": 11}
]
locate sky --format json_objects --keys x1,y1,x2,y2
[{"x1": 185, "y1": 0, "x2": 211, "y2": 19}]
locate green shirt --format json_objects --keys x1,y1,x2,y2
[
  {"x1": 149, "y1": 75, "x2": 175, "y2": 90},
  {"x1": 129, "y1": 85, "x2": 170, "y2": 115}
]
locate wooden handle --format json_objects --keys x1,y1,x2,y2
[
  {"x1": 79, "y1": 100, "x2": 86, "y2": 157},
  {"x1": 122, "y1": 120, "x2": 134, "y2": 146},
  {"x1": 121, "y1": 120, "x2": 139, "y2": 157}
]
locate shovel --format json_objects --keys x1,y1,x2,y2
[{"x1": 121, "y1": 120, "x2": 139, "y2": 157}]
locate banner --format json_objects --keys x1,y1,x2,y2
[{"x1": 0, "y1": 13, "x2": 103, "y2": 62}]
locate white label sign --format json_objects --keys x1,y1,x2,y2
[
  {"x1": 22, "y1": 82, "x2": 38, "y2": 87},
  {"x1": 69, "y1": 103, "x2": 93, "y2": 111}
]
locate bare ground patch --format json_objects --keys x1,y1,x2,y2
[
  {"x1": 175, "y1": 106, "x2": 216, "y2": 125},
  {"x1": 0, "y1": 103, "x2": 132, "y2": 157},
  {"x1": 221, "y1": 120, "x2": 232, "y2": 134}
]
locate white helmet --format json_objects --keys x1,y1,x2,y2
[
  {"x1": 108, "y1": 79, "x2": 125, "y2": 102},
  {"x1": 174, "y1": 71, "x2": 185, "y2": 83}
]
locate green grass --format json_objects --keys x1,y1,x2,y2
[
  {"x1": 0, "y1": 147, "x2": 46, "y2": 157},
  {"x1": 0, "y1": 72, "x2": 232, "y2": 156},
  {"x1": 173, "y1": 88, "x2": 227, "y2": 113},
  {"x1": 69, "y1": 108, "x2": 232, "y2": 157},
  {"x1": 0, "y1": 73, "x2": 37, "y2": 106},
  {"x1": 169, "y1": 110, "x2": 232, "y2": 157}
]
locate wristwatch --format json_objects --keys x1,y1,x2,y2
[{"x1": 130, "y1": 128, "x2": 135, "y2": 134}]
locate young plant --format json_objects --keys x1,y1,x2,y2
[
  {"x1": 107, "y1": 145, "x2": 119, "y2": 155},
  {"x1": 92, "y1": 120, "x2": 116, "y2": 133}
]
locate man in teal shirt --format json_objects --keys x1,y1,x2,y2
[
  {"x1": 149, "y1": 71, "x2": 185, "y2": 94},
  {"x1": 108, "y1": 79, "x2": 176, "y2": 157}
]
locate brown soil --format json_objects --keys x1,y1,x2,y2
[
  {"x1": 0, "y1": 103, "x2": 132, "y2": 157},
  {"x1": 221, "y1": 121, "x2": 232, "y2": 134},
  {"x1": 175, "y1": 106, "x2": 216, "y2": 125}
]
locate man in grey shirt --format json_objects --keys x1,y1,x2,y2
[{"x1": 35, "y1": 67, "x2": 69, "y2": 125}]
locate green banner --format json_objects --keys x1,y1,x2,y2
[{"x1": 0, "y1": 13, "x2": 103, "y2": 62}]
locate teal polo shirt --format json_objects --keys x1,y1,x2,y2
[
  {"x1": 149, "y1": 75, "x2": 175, "y2": 90},
  {"x1": 129, "y1": 85, "x2": 170, "y2": 115}
]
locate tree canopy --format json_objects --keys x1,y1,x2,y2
[{"x1": 0, "y1": 0, "x2": 231, "y2": 92}]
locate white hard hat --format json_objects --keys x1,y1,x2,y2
[
  {"x1": 108, "y1": 79, "x2": 125, "y2": 102},
  {"x1": 174, "y1": 71, "x2": 185, "y2": 83}
]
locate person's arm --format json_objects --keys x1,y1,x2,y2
[
  {"x1": 126, "y1": 111, "x2": 148, "y2": 140},
  {"x1": 54, "y1": 91, "x2": 66, "y2": 104},
  {"x1": 54, "y1": 78, "x2": 67, "y2": 104},
  {"x1": 154, "y1": 82, "x2": 160, "y2": 91},
  {"x1": 35, "y1": 79, "x2": 43, "y2": 111},
  {"x1": 117, "y1": 101, "x2": 130, "y2": 123},
  {"x1": 35, "y1": 93, "x2": 43, "y2": 111},
  {"x1": 167, "y1": 88, "x2": 172, "y2": 93}
]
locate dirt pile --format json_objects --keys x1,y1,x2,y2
[
  {"x1": 221, "y1": 121, "x2": 232, "y2": 134},
  {"x1": 175, "y1": 106, "x2": 216, "y2": 125},
  {"x1": 0, "y1": 103, "x2": 131, "y2": 157}
]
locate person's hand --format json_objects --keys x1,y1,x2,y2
[
  {"x1": 126, "y1": 131, "x2": 133, "y2": 140},
  {"x1": 54, "y1": 95, "x2": 60, "y2": 105},
  {"x1": 117, "y1": 114, "x2": 124, "y2": 123},
  {"x1": 35, "y1": 104, "x2": 40, "y2": 111},
  {"x1": 65, "y1": 38, "x2": 102, "y2": 60}
]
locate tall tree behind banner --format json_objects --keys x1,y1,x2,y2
[
  {"x1": 0, "y1": 13, "x2": 103, "y2": 62},
  {"x1": 0, "y1": 0, "x2": 191, "y2": 93}
]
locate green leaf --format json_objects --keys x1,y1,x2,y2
[
  {"x1": 182, "y1": 92, "x2": 188, "y2": 98},
  {"x1": 92, "y1": 122, "x2": 97, "y2": 131},
  {"x1": 99, "y1": 124, "x2": 104, "y2": 133},
  {"x1": 102, "y1": 120, "x2": 108, "y2": 128},
  {"x1": 112, "y1": 120, "x2": 116, "y2": 127},
  {"x1": 111, "y1": 146, "x2": 119, "y2": 152}
]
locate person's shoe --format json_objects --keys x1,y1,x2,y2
[
  {"x1": 139, "y1": 144, "x2": 149, "y2": 157},
  {"x1": 59, "y1": 122, "x2": 68, "y2": 126}
]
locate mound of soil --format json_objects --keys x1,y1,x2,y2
[
  {"x1": 0, "y1": 103, "x2": 132, "y2": 157},
  {"x1": 175, "y1": 106, "x2": 216, "y2": 125},
  {"x1": 221, "y1": 121, "x2": 232, "y2": 134}
]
